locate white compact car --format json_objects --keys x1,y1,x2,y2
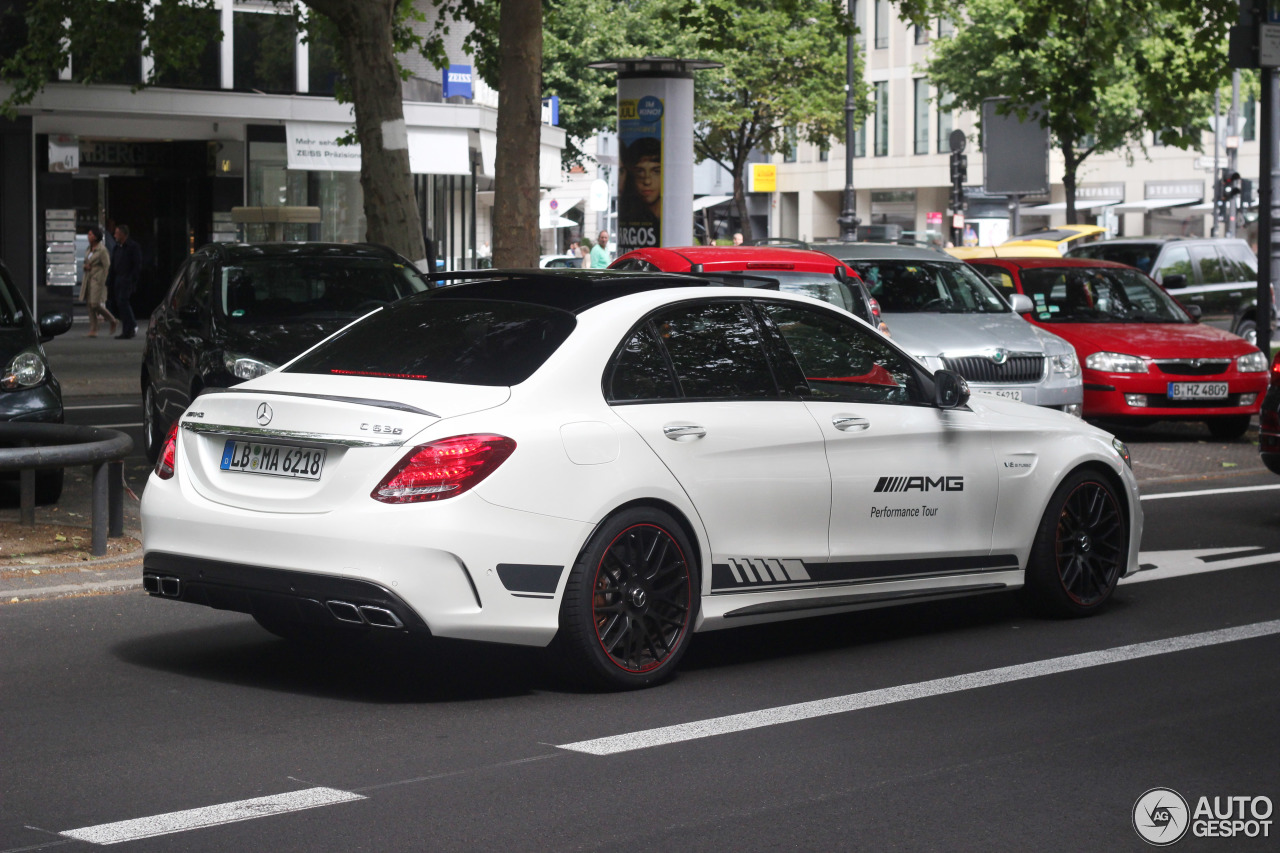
[{"x1": 142, "y1": 269, "x2": 1143, "y2": 690}]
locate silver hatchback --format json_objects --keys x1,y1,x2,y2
[{"x1": 820, "y1": 243, "x2": 1083, "y2": 413}]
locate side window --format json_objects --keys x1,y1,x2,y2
[
  {"x1": 606, "y1": 323, "x2": 680, "y2": 402},
  {"x1": 758, "y1": 301, "x2": 922, "y2": 405},
  {"x1": 1224, "y1": 243, "x2": 1258, "y2": 280},
  {"x1": 1190, "y1": 245, "x2": 1226, "y2": 284},
  {"x1": 653, "y1": 301, "x2": 778, "y2": 399},
  {"x1": 1155, "y1": 246, "x2": 1193, "y2": 284},
  {"x1": 971, "y1": 264, "x2": 1015, "y2": 291},
  {"x1": 189, "y1": 259, "x2": 213, "y2": 309},
  {"x1": 167, "y1": 261, "x2": 194, "y2": 311}
]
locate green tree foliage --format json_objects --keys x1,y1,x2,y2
[{"x1": 914, "y1": 0, "x2": 1238, "y2": 222}]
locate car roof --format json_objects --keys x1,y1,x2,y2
[
  {"x1": 967, "y1": 257, "x2": 1138, "y2": 271},
  {"x1": 818, "y1": 242, "x2": 961, "y2": 263},
  {"x1": 614, "y1": 245, "x2": 850, "y2": 272},
  {"x1": 423, "y1": 268, "x2": 782, "y2": 314},
  {"x1": 1003, "y1": 224, "x2": 1106, "y2": 244},
  {"x1": 199, "y1": 242, "x2": 408, "y2": 262}
]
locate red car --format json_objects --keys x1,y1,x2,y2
[
  {"x1": 968, "y1": 257, "x2": 1267, "y2": 439},
  {"x1": 610, "y1": 246, "x2": 887, "y2": 334}
]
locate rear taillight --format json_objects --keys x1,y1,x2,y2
[
  {"x1": 371, "y1": 434, "x2": 516, "y2": 503},
  {"x1": 155, "y1": 422, "x2": 179, "y2": 480}
]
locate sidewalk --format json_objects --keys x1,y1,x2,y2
[{"x1": 1, "y1": 313, "x2": 150, "y2": 601}]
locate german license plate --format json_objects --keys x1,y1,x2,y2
[
  {"x1": 1168, "y1": 382, "x2": 1228, "y2": 400},
  {"x1": 220, "y1": 439, "x2": 326, "y2": 480},
  {"x1": 974, "y1": 388, "x2": 1023, "y2": 402}
]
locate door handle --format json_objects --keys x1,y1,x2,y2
[
  {"x1": 663, "y1": 423, "x2": 706, "y2": 441},
  {"x1": 832, "y1": 415, "x2": 870, "y2": 432}
]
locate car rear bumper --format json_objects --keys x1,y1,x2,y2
[{"x1": 141, "y1": 472, "x2": 594, "y2": 647}]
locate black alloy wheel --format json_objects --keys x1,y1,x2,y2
[
  {"x1": 557, "y1": 508, "x2": 696, "y2": 690},
  {"x1": 1023, "y1": 471, "x2": 1126, "y2": 617}
]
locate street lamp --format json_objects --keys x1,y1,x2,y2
[{"x1": 836, "y1": 0, "x2": 861, "y2": 241}]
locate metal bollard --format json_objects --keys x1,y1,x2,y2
[{"x1": 92, "y1": 460, "x2": 108, "y2": 556}]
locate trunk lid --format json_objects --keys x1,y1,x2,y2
[{"x1": 178, "y1": 374, "x2": 510, "y2": 512}]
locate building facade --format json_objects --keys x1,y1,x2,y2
[
  {"x1": 0, "y1": 0, "x2": 565, "y2": 314},
  {"x1": 771, "y1": 6, "x2": 1261, "y2": 249}
]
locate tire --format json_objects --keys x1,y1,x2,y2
[
  {"x1": 1021, "y1": 470, "x2": 1127, "y2": 618},
  {"x1": 555, "y1": 507, "x2": 698, "y2": 690},
  {"x1": 1236, "y1": 318, "x2": 1258, "y2": 346},
  {"x1": 252, "y1": 612, "x2": 366, "y2": 646},
  {"x1": 35, "y1": 469, "x2": 63, "y2": 505},
  {"x1": 1207, "y1": 415, "x2": 1251, "y2": 441}
]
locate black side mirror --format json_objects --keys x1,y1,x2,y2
[
  {"x1": 1163, "y1": 273, "x2": 1188, "y2": 289},
  {"x1": 1183, "y1": 303, "x2": 1203, "y2": 321},
  {"x1": 934, "y1": 369, "x2": 970, "y2": 409},
  {"x1": 37, "y1": 311, "x2": 73, "y2": 341}
]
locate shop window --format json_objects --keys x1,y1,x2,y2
[
  {"x1": 234, "y1": 10, "x2": 296, "y2": 94},
  {"x1": 874, "y1": 82, "x2": 888, "y2": 156},
  {"x1": 153, "y1": 5, "x2": 221, "y2": 90},
  {"x1": 914, "y1": 78, "x2": 929, "y2": 155}
]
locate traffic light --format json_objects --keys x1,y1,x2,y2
[
  {"x1": 1241, "y1": 178, "x2": 1255, "y2": 207},
  {"x1": 950, "y1": 151, "x2": 967, "y2": 212},
  {"x1": 1222, "y1": 169, "x2": 1242, "y2": 202}
]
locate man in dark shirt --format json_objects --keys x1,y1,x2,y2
[{"x1": 106, "y1": 224, "x2": 142, "y2": 339}]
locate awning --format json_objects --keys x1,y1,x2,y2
[
  {"x1": 1024, "y1": 200, "x2": 1121, "y2": 212},
  {"x1": 1113, "y1": 197, "x2": 1201, "y2": 213},
  {"x1": 692, "y1": 194, "x2": 734, "y2": 212},
  {"x1": 285, "y1": 121, "x2": 471, "y2": 175},
  {"x1": 1183, "y1": 201, "x2": 1217, "y2": 212},
  {"x1": 540, "y1": 215, "x2": 579, "y2": 229}
]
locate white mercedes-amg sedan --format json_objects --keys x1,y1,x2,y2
[{"x1": 141, "y1": 269, "x2": 1143, "y2": 690}]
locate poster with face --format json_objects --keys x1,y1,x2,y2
[{"x1": 618, "y1": 94, "x2": 664, "y2": 252}]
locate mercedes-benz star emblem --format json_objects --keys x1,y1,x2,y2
[{"x1": 256, "y1": 403, "x2": 273, "y2": 426}]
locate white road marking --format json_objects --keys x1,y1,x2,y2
[
  {"x1": 558, "y1": 620, "x2": 1280, "y2": 756},
  {"x1": 59, "y1": 787, "x2": 365, "y2": 845},
  {"x1": 1126, "y1": 547, "x2": 1280, "y2": 584},
  {"x1": 1141, "y1": 483, "x2": 1280, "y2": 501}
]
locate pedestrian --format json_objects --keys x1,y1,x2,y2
[
  {"x1": 732, "y1": 232, "x2": 744, "y2": 246},
  {"x1": 589, "y1": 230, "x2": 611, "y2": 269},
  {"x1": 105, "y1": 224, "x2": 142, "y2": 339},
  {"x1": 80, "y1": 226, "x2": 117, "y2": 338}
]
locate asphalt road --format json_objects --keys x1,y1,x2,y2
[{"x1": 2, "y1": 326, "x2": 1277, "y2": 851}]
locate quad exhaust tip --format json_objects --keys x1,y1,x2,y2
[
  {"x1": 325, "y1": 600, "x2": 404, "y2": 629},
  {"x1": 143, "y1": 574, "x2": 182, "y2": 598}
]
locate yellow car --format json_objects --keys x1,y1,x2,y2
[
  {"x1": 1001, "y1": 223, "x2": 1107, "y2": 255},
  {"x1": 946, "y1": 244, "x2": 1062, "y2": 260}
]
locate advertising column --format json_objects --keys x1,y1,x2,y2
[{"x1": 590, "y1": 58, "x2": 721, "y2": 255}]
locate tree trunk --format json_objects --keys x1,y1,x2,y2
[
  {"x1": 1060, "y1": 132, "x2": 1079, "y2": 226},
  {"x1": 731, "y1": 166, "x2": 752, "y2": 245},
  {"x1": 492, "y1": 0, "x2": 542, "y2": 268},
  {"x1": 304, "y1": 0, "x2": 426, "y2": 265}
]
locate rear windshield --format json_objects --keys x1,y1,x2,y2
[
  {"x1": 755, "y1": 270, "x2": 861, "y2": 314},
  {"x1": 1018, "y1": 266, "x2": 1188, "y2": 323},
  {"x1": 283, "y1": 298, "x2": 577, "y2": 385},
  {"x1": 1066, "y1": 243, "x2": 1162, "y2": 274},
  {"x1": 220, "y1": 256, "x2": 430, "y2": 323},
  {"x1": 846, "y1": 260, "x2": 1009, "y2": 313}
]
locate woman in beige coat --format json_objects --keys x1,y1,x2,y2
[{"x1": 81, "y1": 226, "x2": 117, "y2": 337}]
